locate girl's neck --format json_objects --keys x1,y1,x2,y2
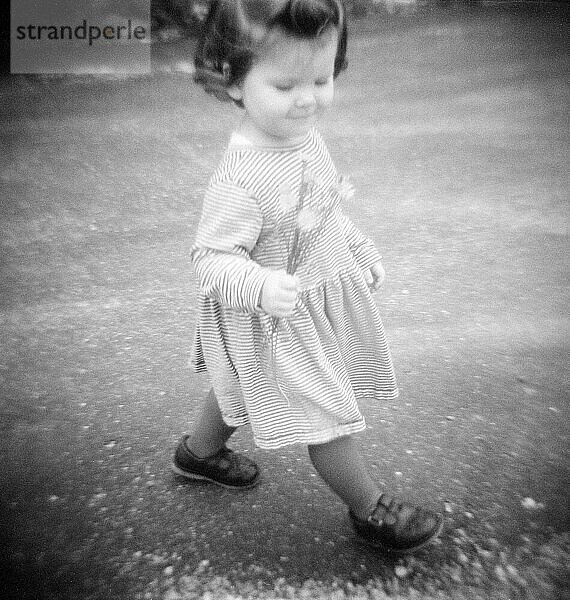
[{"x1": 234, "y1": 116, "x2": 310, "y2": 149}]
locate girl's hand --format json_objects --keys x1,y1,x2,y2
[
  {"x1": 260, "y1": 270, "x2": 300, "y2": 317},
  {"x1": 364, "y1": 261, "x2": 385, "y2": 291}
]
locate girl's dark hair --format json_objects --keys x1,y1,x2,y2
[{"x1": 194, "y1": 0, "x2": 347, "y2": 104}]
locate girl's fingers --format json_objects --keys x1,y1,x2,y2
[
  {"x1": 260, "y1": 270, "x2": 300, "y2": 316},
  {"x1": 371, "y1": 263, "x2": 385, "y2": 288},
  {"x1": 263, "y1": 272, "x2": 299, "y2": 317},
  {"x1": 281, "y1": 280, "x2": 298, "y2": 292},
  {"x1": 281, "y1": 273, "x2": 300, "y2": 291},
  {"x1": 273, "y1": 301, "x2": 296, "y2": 317}
]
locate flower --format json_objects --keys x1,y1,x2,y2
[
  {"x1": 304, "y1": 169, "x2": 318, "y2": 187},
  {"x1": 278, "y1": 182, "x2": 297, "y2": 212},
  {"x1": 297, "y1": 207, "x2": 318, "y2": 232}
]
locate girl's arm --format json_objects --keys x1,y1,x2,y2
[{"x1": 191, "y1": 181, "x2": 267, "y2": 313}]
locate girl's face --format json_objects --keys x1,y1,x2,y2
[{"x1": 228, "y1": 26, "x2": 339, "y2": 146}]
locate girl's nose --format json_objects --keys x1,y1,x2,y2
[{"x1": 295, "y1": 89, "x2": 317, "y2": 109}]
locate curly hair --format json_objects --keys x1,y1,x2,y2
[{"x1": 194, "y1": 0, "x2": 347, "y2": 104}]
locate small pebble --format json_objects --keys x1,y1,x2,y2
[
  {"x1": 395, "y1": 566, "x2": 408, "y2": 578},
  {"x1": 494, "y1": 565, "x2": 508, "y2": 584},
  {"x1": 506, "y1": 564, "x2": 519, "y2": 577},
  {"x1": 521, "y1": 497, "x2": 545, "y2": 510},
  {"x1": 506, "y1": 564, "x2": 526, "y2": 585},
  {"x1": 450, "y1": 569, "x2": 462, "y2": 583},
  {"x1": 477, "y1": 547, "x2": 493, "y2": 560}
]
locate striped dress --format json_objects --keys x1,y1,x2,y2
[{"x1": 191, "y1": 128, "x2": 398, "y2": 449}]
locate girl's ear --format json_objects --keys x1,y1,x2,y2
[
  {"x1": 227, "y1": 84, "x2": 243, "y2": 102},
  {"x1": 222, "y1": 63, "x2": 243, "y2": 102}
]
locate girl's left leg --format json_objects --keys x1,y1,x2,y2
[
  {"x1": 308, "y1": 435, "x2": 380, "y2": 520},
  {"x1": 308, "y1": 435, "x2": 443, "y2": 552}
]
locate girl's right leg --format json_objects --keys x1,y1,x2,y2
[
  {"x1": 185, "y1": 388, "x2": 236, "y2": 458},
  {"x1": 172, "y1": 388, "x2": 260, "y2": 489}
]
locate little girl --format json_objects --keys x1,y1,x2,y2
[{"x1": 172, "y1": 0, "x2": 443, "y2": 553}]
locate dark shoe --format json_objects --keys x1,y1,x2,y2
[
  {"x1": 349, "y1": 493, "x2": 443, "y2": 553},
  {"x1": 172, "y1": 435, "x2": 260, "y2": 490}
]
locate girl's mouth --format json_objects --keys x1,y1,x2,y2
[{"x1": 290, "y1": 112, "x2": 315, "y2": 121}]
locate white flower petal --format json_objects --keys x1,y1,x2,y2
[
  {"x1": 278, "y1": 182, "x2": 297, "y2": 211},
  {"x1": 304, "y1": 169, "x2": 317, "y2": 186},
  {"x1": 280, "y1": 193, "x2": 297, "y2": 211},
  {"x1": 297, "y1": 208, "x2": 318, "y2": 231}
]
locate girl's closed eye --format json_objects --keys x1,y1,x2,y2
[
  {"x1": 274, "y1": 78, "x2": 331, "y2": 93},
  {"x1": 274, "y1": 81, "x2": 295, "y2": 92},
  {"x1": 316, "y1": 76, "x2": 332, "y2": 87}
]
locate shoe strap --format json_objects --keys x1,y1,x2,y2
[
  {"x1": 184, "y1": 439, "x2": 230, "y2": 461},
  {"x1": 368, "y1": 493, "x2": 401, "y2": 526}
]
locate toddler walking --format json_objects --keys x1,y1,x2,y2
[{"x1": 172, "y1": 0, "x2": 443, "y2": 553}]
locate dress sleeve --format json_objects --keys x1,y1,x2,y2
[
  {"x1": 337, "y1": 210, "x2": 383, "y2": 271},
  {"x1": 191, "y1": 180, "x2": 267, "y2": 313}
]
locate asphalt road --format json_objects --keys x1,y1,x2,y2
[{"x1": 1, "y1": 6, "x2": 568, "y2": 600}]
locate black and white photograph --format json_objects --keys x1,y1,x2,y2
[{"x1": 1, "y1": 1, "x2": 568, "y2": 598}]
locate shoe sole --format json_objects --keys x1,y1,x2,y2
[
  {"x1": 171, "y1": 463, "x2": 261, "y2": 490},
  {"x1": 353, "y1": 514, "x2": 444, "y2": 554}
]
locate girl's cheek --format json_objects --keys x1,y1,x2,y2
[
  {"x1": 319, "y1": 87, "x2": 334, "y2": 108},
  {"x1": 274, "y1": 95, "x2": 292, "y2": 115}
]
